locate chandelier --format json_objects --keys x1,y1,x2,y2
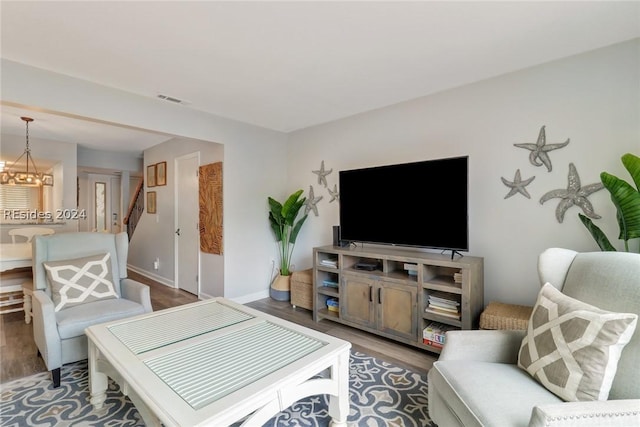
[{"x1": 0, "y1": 117, "x2": 53, "y2": 186}]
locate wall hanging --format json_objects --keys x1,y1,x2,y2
[
  {"x1": 156, "y1": 161, "x2": 167, "y2": 186},
  {"x1": 304, "y1": 185, "x2": 323, "y2": 216},
  {"x1": 312, "y1": 160, "x2": 332, "y2": 187},
  {"x1": 328, "y1": 184, "x2": 339, "y2": 202},
  {"x1": 539, "y1": 163, "x2": 604, "y2": 223},
  {"x1": 199, "y1": 162, "x2": 223, "y2": 255},
  {"x1": 501, "y1": 169, "x2": 535, "y2": 199},
  {"x1": 514, "y1": 125, "x2": 570, "y2": 172},
  {"x1": 147, "y1": 164, "x2": 156, "y2": 187},
  {"x1": 147, "y1": 191, "x2": 156, "y2": 214}
]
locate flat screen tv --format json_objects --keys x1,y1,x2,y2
[{"x1": 339, "y1": 156, "x2": 468, "y2": 252}]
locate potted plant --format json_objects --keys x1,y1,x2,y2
[
  {"x1": 268, "y1": 189, "x2": 308, "y2": 300},
  {"x1": 579, "y1": 153, "x2": 640, "y2": 252}
]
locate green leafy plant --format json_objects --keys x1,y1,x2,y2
[
  {"x1": 579, "y1": 153, "x2": 640, "y2": 252},
  {"x1": 268, "y1": 189, "x2": 308, "y2": 276}
]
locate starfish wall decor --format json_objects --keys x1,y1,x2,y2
[
  {"x1": 328, "y1": 184, "x2": 339, "y2": 203},
  {"x1": 514, "y1": 126, "x2": 570, "y2": 172},
  {"x1": 539, "y1": 163, "x2": 604, "y2": 223},
  {"x1": 501, "y1": 169, "x2": 535, "y2": 199},
  {"x1": 312, "y1": 160, "x2": 332, "y2": 188},
  {"x1": 304, "y1": 185, "x2": 323, "y2": 217}
]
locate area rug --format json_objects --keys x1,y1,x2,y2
[{"x1": 0, "y1": 350, "x2": 435, "y2": 427}]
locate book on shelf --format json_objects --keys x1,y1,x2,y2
[
  {"x1": 427, "y1": 302, "x2": 459, "y2": 313},
  {"x1": 404, "y1": 263, "x2": 418, "y2": 271},
  {"x1": 453, "y1": 272, "x2": 462, "y2": 283},
  {"x1": 425, "y1": 306, "x2": 461, "y2": 320},
  {"x1": 320, "y1": 259, "x2": 338, "y2": 268},
  {"x1": 326, "y1": 297, "x2": 339, "y2": 312},
  {"x1": 427, "y1": 292, "x2": 461, "y2": 318},
  {"x1": 322, "y1": 279, "x2": 339, "y2": 288},
  {"x1": 423, "y1": 322, "x2": 455, "y2": 347},
  {"x1": 428, "y1": 296, "x2": 460, "y2": 307}
]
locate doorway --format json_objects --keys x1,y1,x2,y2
[{"x1": 174, "y1": 153, "x2": 200, "y2": 295}]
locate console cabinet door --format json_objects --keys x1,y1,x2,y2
[
  {"x1": 377, "y1": 281, "x2": 418, "y2": 341},
  {"x1": 341, "y1": 275, "x2": 375, "y2": 328}
]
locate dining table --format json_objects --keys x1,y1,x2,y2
[
  {"x1": 0, "y1": 242, "x2": 33, "y2": 321},
  {"x1": 0, "y1": 242, "x2": 32, "y2": 272}
]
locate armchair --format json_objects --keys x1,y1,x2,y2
[
  {"x1": 32, "y1": 232, "x2": 152, "y2": 387},
  {"x1": 428, "y1": 248, "x2": 640, "y2": 426}
]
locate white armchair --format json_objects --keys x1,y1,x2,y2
[
  {"x1": 428, "y1": 248, "x2": 640, "y2": 426},
  {"x1": 32, "y1": 232, "x2": 152, "y2": 387}
]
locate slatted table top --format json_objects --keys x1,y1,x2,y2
[{"x1": 86, "y1": 298, "x2": 351, "y2": 427}]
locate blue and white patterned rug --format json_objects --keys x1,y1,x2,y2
[{"x1": 0, "y1": 351, "x2": 434, "y2": 426}]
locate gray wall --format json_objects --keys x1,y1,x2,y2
[
  {"x1": 287, "y1": 39, "x2": 640, "y2": 306},
  {"x1": 2, "y1": 58, "x2": 289, "y2": 302},
  {"x1": 2, "y1": 39, "x2": 638, "y2": 306},
  {"x1": 128, "y1": 137, "x2": 225, "y2": 299}
]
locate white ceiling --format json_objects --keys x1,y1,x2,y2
[{"x1": 1, "y1": 1, "x2": 639, "y2": 152}]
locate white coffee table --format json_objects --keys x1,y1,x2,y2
[{"x1": 85, "y1": 298, "x2": 351, "y2": 426}]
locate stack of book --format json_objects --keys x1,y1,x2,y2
[
  {"x1": 425, "y1": 292, "x2": 461, "y2": 320},
  {"x1": 404, "y1": 263, "x2": 418, "y2": 277},
  {"x1": 326, "y1": 298, "x2": 339, "y2": 313},
  {"x1": 320, "y1": 258, "x2": 338, "y2": 268},
  {"x1": 453, "y1": 272, "x2": 462, "y2": 284},
  {"x1": 322, "y1": 279, "x2": 339, "y2": 288},
  {"x1": 423, "y1": 322, "x2": 455, "y2": 348}
]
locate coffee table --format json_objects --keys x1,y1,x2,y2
[{"x1": 85, "y1": 298, "x2": 351, "y2": 426}]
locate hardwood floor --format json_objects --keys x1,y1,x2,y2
[{"x1": 0, "y1": 273, "x2": 436, "y2": 384}]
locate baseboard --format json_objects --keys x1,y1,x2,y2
[
  {"x1": 127, "y1": 264, "x2": 175, "y2": 288},
  {"x1": 231, "y1": 289, "x2": 270, "y2": 305}
]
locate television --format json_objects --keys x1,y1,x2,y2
[{"x1": 339, "y1": 156, "x2": 468, "y2": 253}]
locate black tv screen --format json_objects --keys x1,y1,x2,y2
[{"x1": 339, "y1": 156, "x2": 468, "y2": 251}]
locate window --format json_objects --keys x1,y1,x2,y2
[{"x1": 0, "y1": 185, "x2": 40, "y2": 210}]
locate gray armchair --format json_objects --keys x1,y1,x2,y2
[
  {"x1": 428, "y1": 248, "x2": 640, "y2": 426},
  {"x1": 32, "y1": 232, "x2": 152, "y2": 387}
]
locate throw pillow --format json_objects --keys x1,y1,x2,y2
[
  {"x1": 44, "y1": 252, "x2": 118, "y2": 312},
  {"x1": 518, "y1": 283, "x2": 637, "y2": 402}
]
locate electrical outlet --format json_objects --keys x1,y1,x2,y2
[{"x1": 153, "y1": 258, "x2": 159, "y2": 270}]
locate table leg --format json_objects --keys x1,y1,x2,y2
[
  {"x1": 328, "y1": 349, "x2": 350, "y2": 427},
  {"x1": 88, "y1": 340, "x2": 108, "y2": 409}
]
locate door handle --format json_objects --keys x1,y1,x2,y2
[
  {"x1": 378, "y1": 287, "x2": 382, "y2": 304},
  {"x1": 175, "y1": 228, "x2": 181, "y2": 236}
]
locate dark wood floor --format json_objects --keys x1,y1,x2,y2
[{"x1": 0, "y1": 272, "x2": 436, "y2": 384}]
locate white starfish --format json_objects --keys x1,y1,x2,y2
[
  {"x1": 327, "y1": 184, "x2": 339, "y2": 203},
  {"x1": 312, "y1": 160, "x2": 332, "y2": 187},
  {"x1": 514, "y1": 126, "x2": 570, "y2": 172},
  {"x1": 540, "y1": 163, "x2": 604, "y2": 223},
  {"x1": 304, "y1": 185, "x2": 323, "y2": 216},
  {"x1": 501, "y1": 169, "x2": 535, "y2": 199}
]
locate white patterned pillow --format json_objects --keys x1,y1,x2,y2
[
  {"x1": 44, "y1": 253, "x2": 118, "y2": 312},
  {"x1": 518, "y1": 283, "x2": 637, "y2": 402}
]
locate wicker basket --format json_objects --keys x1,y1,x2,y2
[
  {"x1": 479, "y1": 301, "x2": 533, "y2": 330},
  {"x1": 290, "y1": 269, "x2": 313, "y2": 311}
]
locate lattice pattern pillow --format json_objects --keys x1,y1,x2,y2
[
  {"x1": 44, "y1": 253, "x2": 118, "y2": 312},
  {"x1": 518, "y1": 283, "x2": 637, "y2": 402}
]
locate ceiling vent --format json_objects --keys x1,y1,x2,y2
[{"x1": 156, "y1": 94, "x2": 190, "y2": 105}]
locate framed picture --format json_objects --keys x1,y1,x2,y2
[
  {"x1": 147, "y1": 164, "x2": 157, "y2": 187},
  {"x1": 147, "y1": 191, "x2": 157, "y2": 214},
  {"x1": 156, "y1": 161, "x2": 167, "y2": 186}
]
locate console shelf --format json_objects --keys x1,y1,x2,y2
[{"x1": 313, "y1": 245, "x2": 484, "y2": 353}]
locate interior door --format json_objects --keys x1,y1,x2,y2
[{"x1": 175, "y1": 153, "x2": 200, "y2": 295}]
